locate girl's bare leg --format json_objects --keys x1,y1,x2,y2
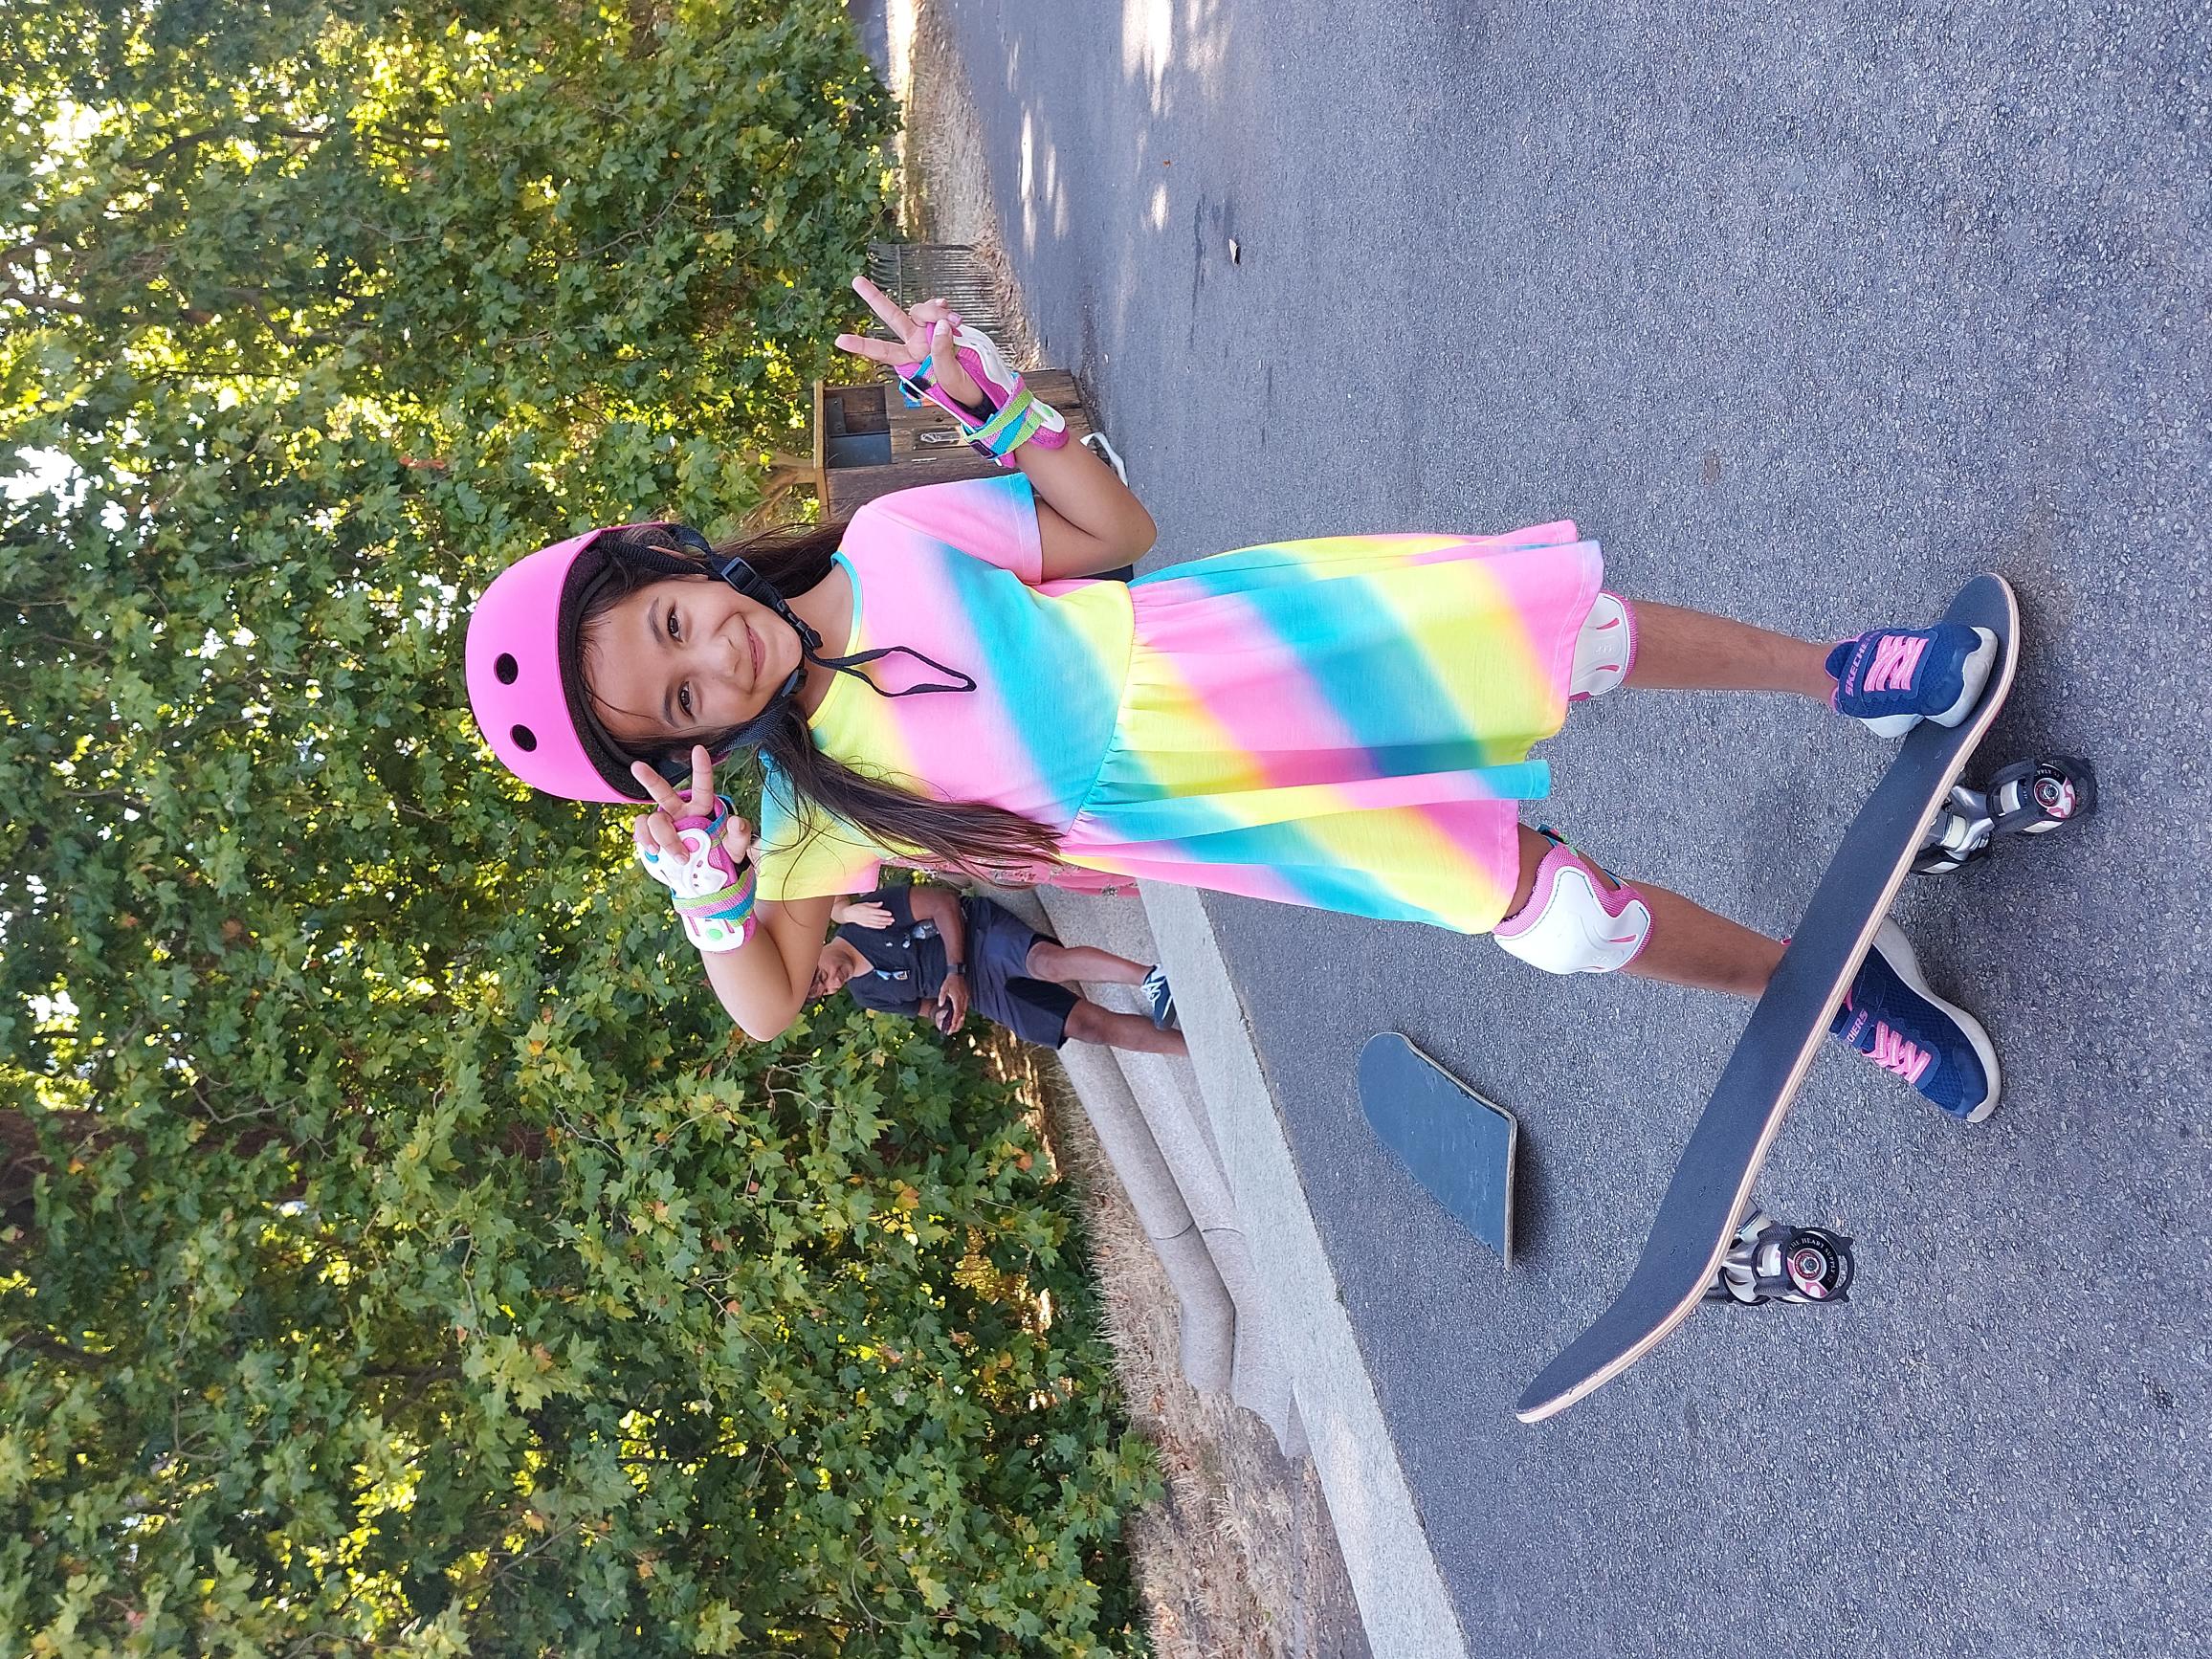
[
  {"x1": 1506, "y1": 824, "x2": 1782, "y2": 1001},
  {"x1": 1625, "y1": 601, "x2": 1835, "y2": 701}
]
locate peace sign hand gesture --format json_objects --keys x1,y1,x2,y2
[
  {"x1": 630, "y1": 746, "x2": 756, "y2": 873},
  {"x1": 833, "y1": 276, "x2": 984, "y2": 410}
]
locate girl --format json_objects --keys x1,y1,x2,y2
[{"x1": 465, "y1": 277, "x2": 2002, "y2": 1120}]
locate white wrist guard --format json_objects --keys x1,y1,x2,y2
[{"x1": 635, "y1": 793, "x2": 757, "y2": 953}]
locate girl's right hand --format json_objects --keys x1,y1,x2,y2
[
  {"x1": 834, "y1": 276, "x2": 985, "y2": 409},
  {"x1": 630, "y1": 746, "x2": 756, "y2": 867},
  {"x1": 830, "y1": 898, "x2": 895, "y2": 929}
]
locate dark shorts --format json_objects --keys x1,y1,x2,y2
[{"x1": 968, "y1": 905, "x2": 1077, "y2": 1048}]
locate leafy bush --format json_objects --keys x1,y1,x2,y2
[{"x1": 1, "y1": 0, "x2": 1157, "y2": 1650}]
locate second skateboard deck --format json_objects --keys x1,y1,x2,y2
[
  {"x1": 1516, "y1": 573, "x2": 2020, "y2": 1423},
  {"x1": 1360, "y1": 1032, "x2": 1518, "y2": 1264}
]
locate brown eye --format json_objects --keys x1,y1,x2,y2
[
  {"x1": 677, "y1": 684, "x2": 694, "y2": 719},
  {"x1": 665, "y1": 608, "x2": 680, "y2": 641}
]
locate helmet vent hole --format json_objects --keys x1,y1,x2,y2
[
  {"x1": 495, "y1": 653, "x2": 520, "y2": 684},
  {"x1": 511, "y1": 724, "x2": 538, "y2": 752}
]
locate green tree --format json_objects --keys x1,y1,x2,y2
[
  {"x1": 1, "y1": 1, "x2": 1157, "y2": 1651},
  {"x1": 6, "y1": 0, "x2": 889, "y2": 532}
]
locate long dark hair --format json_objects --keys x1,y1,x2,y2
[{"x1": 576, "y1": 521, "x2": 1064, "y2": 877}]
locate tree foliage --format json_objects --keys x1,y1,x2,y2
[{"x1": 0, "y1": 2, "x2": 1156, "y2": 1651}]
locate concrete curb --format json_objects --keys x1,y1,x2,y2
[
  {"x1": 992, "y1": 881, "x2": 1463, "y2": 1659},
  {"x1": 1142, "y1": 885, "x2": 1471, "y2": 1659},
  {"x1": 1029, "y1": 890, "x2": 1301, "y2": 1454},
  {"x1": 1045, "y1": 1034, "x2": 1235, "y2": 1397},
  {"x1": 992, "y1": 884, "x2": 1301, "y2": 1441}
]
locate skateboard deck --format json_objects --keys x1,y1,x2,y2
[
  {"x1": 1359, "y1": 1032, "x2": 1518, "y2": 1263},
  {"x1": 1516, "y1": 574, "x2": 2019, "y2": 1423}
]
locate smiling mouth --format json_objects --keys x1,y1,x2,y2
[{"x1": 747, "y1": 624, "x2": 762, "y2": 682}]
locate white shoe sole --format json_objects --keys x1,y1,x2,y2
[
  {"x1": 1928, "y1": 627, "x2": 2000, "y2": 728},
  {"x1": 1869, "y1": 918, "x2": 2002, "y2": 1121}
]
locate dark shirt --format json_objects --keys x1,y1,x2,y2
[{"x1": 834, "y1": 887, "x2": 951, "y2": 1017}]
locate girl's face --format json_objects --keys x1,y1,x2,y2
[{"x1": 585, "y1": 575, "x2": 800, "y2": 748}]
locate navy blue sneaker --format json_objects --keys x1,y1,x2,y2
[
  {"x1": 1826, "y1": 623, "x2": 1999, "y2": 737},
  {"x1": 1141, "y1": 965, "x2": 1180, "y2": 1031},
  {"x1": 1831, "y1": 920, "x2": 2001, "y2": 1121}
]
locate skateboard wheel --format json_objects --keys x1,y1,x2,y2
[
  {"x1": 1990, "y1": 756, "x2": 2097, "y2": 837},
  {"x1": 1781, "y1": 1228, "x2": 1854, "y2": 1302}
]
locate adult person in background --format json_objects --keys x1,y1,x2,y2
[{"x1": 812, "y1": 883, "x2": 1185, "y2": 1056}]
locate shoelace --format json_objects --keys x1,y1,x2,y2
[
  {"x1": 1861, "y1": 633, "x2": 1930, "y2": 696},
  {"x1": 1866, "y1": 1022, "x2": 1933, "y2": 1084}
]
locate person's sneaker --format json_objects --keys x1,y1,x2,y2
[
  {"x1": 1141, "y1": 965, "x2": 1180, "y2": 1031},
  {"x1": 1826, "y1": 623, "x2": 1999, "y2": 737},
  {"x1": 1831, "y1": 919, "x2": 2001, "y2": 1121}
]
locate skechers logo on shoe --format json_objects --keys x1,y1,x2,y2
[{"x1": 1863, "y1": 634, "x2": 1929, "y2": 696}]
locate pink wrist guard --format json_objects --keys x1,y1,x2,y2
[
  {"x1": 896, "y1": 323, "x2": 1068, "y2": 467},
  {"x1": 636, "y1": 792, "x2": 757, "y2": 953}
]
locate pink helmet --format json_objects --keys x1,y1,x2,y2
[
  {"x1": 467, "y1": 519, "x2": 965, "y2": 805},
  {"x1": 464, "y1": 525, "x2": 661, "y2": 803}
]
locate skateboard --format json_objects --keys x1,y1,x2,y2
[
  {"x1": 1516, "y1": 573, "x2": 2024, "y2": 1424},
  {"x1": 1359, "y1": 1032, "x2": 1518, "y2": 1263}
]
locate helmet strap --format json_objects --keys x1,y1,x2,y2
[
  {"x1": 706, "y1": 547, "x2": 977, "y2": 703},
  {"x1": 630, "y1": 525, "x2": 979, "y2": 784}
]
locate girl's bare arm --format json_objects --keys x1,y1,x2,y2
[
  {"x1": 1025, "y1": 436, "x2": 1157, "y2": 579},
  {"x1": 1022, "y1": 429, "x2": 1159, "y2": 579},
  {"x1": 632, "y1": 750, "x2": 831, "y2": 1042},
  {"x1": 698, "y1": 893, "x2": 833, "y2": 1040},
  {"x1": 834, "y1": 276, "x2": 1156, "y2": 579}
]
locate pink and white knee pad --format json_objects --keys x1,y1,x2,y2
[
  {"x1": 1569, "y1": 591, "x2": 1638, "y2": 702},
  {"x1": 1493, "y1": 830, "x2": 1651, "y2": 975}
]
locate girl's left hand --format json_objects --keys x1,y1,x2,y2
[{"x1": 833, "y1": 276, "x2": 984, "y2": 409}]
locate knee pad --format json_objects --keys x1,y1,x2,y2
[
  {"x1": 1569, "y1": 591, "x2": 1637, "y2": 701},
  {"x1": 1493, "y1": 833, "x2": 1652, "y2": 974}
]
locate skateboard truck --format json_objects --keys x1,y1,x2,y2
[
  {"x1": 1914, "y1": 756, "x2": 2096, "y2": 876},
  {"x1": 1702, "y1": 1208, "x2": 1854, "y2": 1306}
]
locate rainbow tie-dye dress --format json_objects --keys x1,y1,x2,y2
[{"x1": 754, "y1": 476, "x2": 1603, "y2": 934}]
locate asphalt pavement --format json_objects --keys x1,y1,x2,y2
[{"x1": 937, "y1": 3, "x2": 2211, "y2": 1652}]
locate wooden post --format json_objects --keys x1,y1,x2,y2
[{"x1": 813, "y1": 371, "x2": 1096, "y2": 519}]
